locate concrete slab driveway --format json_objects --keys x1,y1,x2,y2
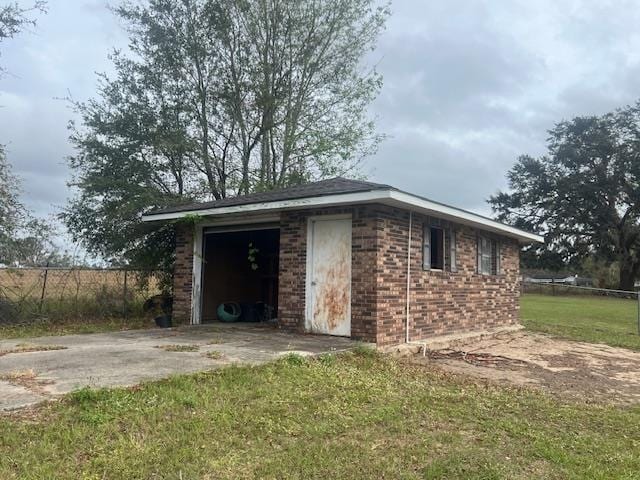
[{"x1": 0, "y1": 324, "x2": 358, "y2": 411}]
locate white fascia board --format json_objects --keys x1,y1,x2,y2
[
  {"x1": 384, "y1": 191, "x2": 544, "y2": 244},
  {"x1": 141, "y1": 191, "x2": 385, "y2": 222},
  {"x1": 142, "y1": 189, "x2": 543, "y2": 243}
]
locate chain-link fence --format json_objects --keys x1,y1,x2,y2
[
  {"x1": 522, "y1": 280, "x2": 640, "y2": 335},
  {"x1": 0, "y1": 267, "x2": 164, "y2": 324}
]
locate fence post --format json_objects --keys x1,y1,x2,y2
[
  {"x1": 637, "y1": 290, "x2": 639, "y2": 335},
  {"x1": 123, "y1": 269, "x2": 128, "y2": 320},
  {"x1": 39, "y1": 262, "x2": 49, "y2": 314}
]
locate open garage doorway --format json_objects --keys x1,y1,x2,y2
[{"x1": 201, "y1": 226, "x2": 279, "y2": 323}]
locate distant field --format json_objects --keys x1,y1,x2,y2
[
  {"x1": 0, "y1": 268, "x2": 159, "y2": 300},
  {"x1": 521, "y1": 294, "x2": 640, "y2": 351},
  {"x1": 0, "y1": 268, "x2": 161, "y2": 338}
]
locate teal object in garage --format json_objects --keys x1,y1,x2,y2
[{"x1": 217, "y1": 302, "x2": 241, "y2": 322}]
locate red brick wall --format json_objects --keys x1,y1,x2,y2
[
  {"x1": 277, "y1": 206, "x2": 379, "y2": 342},
  {"x1": 277, "y1": 212, "x2": 307, "y2": 331},
  {"x1": 372, "y1": 206, "x2": 520, "y2": 346},
  {"x1": 173, "y1": 224, "x2": 194, "y2": 324},
  {"x1": 173, "y1": 204, "x2": 521, "y2": 345}
]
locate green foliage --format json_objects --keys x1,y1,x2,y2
[
  {"x1": 317, "y1": 352, "x2": 337, "y2": 366},
  {"x1": 1, "y1": 355, "x2": 639, "y2": 478},
  {"x1": 0, "y1": 146, "x2": 23, "y2": 260},
  {"x1": 205, "y1": 350, "x2": 223, "y2": 360},
  {"x1": 0, "y1": 2, "x2": 47, "y2": 48},
  {"x1": 177, "y1": 213, "x2": 205, "y2": 228},
  {"x1": 579, "y1": 256, "x2": 620, "y2": 289},
  {"x1": 63, "y1": 0, "x2": 388, "y2": 274},
  {"x1": 247, "y1": 242, "x2": 259, "y2": 270},
  {"x1": 69, "y1": 386, "x2": 105, "y2": 406},
  {"x1": 281, "y1": 352, "x2": 307, "y2": 366},
  {"x1": 0, "y1": 316, "x2": 149, "y2": 340},
  {"x1": 352, "y1": 343, "x2": 378, "y2": 358},
  {"x1": 491, "y1": 103, "x2": 640, "y2": 289}
]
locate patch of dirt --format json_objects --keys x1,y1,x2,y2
[
  {"x1": 204, "y1": 350, "x2": 224, "y2": 360},
  {"x1": 413, "y1": 331, "x2": 640, "y2": 405},
  {"x1": 155, "y1": 344, "x2": 200, "y2": 352},
  {"x1": 0, "y1": 344, "x2": 67, "y2": 357},
  {"x1": 0, "y1": 369, "x2": 54, "y2": 395}
]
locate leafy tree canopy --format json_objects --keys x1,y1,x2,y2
[
  {"x1": 490, "y1": 103, "x2": 640, "y2": 290},
  {"x1": 64, "y1": 0, "x2": 389, "y2": 273}
]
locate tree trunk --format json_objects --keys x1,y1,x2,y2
[{"x1": 619, "y1": 262, "x2": 636, "y2": 291}]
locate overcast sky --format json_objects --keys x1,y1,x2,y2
[{"x1": 2, "y1": 0, "x2": 640, "y2": 236}]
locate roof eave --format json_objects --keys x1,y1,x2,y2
[
  {"x1": 385, "y1": 191, "x2": 544, "y2": 244},
  {"x1": 141, "y1": 189, "x2": 543, "y2": 243}
]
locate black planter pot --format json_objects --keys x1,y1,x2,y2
[{"x1": 155, "y1": 314, "x2": 172, "y2": 328}]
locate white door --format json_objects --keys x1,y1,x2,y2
[{"x1": 306, "y1": 216, "x2": 352, "y2": 336}]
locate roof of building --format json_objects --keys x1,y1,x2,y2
[
  {"x1": 142, "y1": 177, "x2": 543, "y2": 243},
  {"x1": 149, "y1": 177, "x2": 390, "y2": 215}
]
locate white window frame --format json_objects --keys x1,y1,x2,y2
[
  {"x1": 424, "y1": 224, "x2": 445, "y2": 271},
  {"x1": 478, "y1": 236, "x2": 492, "y2": 275},
  {"x1": 477, "y1": 235, "x2": 501, "y2": 275},
  {"x1": 423, "y1": 224, "x2": 431, "y2": 270},
  {"x1": 450, "y1": 229, "x2": 457, "y2": 273}
]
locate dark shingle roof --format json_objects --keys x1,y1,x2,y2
[{"x1": 149, "y1": 177, "x2": 394, "y2": 215}]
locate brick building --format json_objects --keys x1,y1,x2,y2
[{"x1": 143, "y1": 178, "x2": 542, "y2": 347}]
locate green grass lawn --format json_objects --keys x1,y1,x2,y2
[
  {"x1": 521, "y1": 294, "x2": 640, "y2": 351},
  {"x1": 0, "y1": 317, "x2": 151, "y2": 340},
  {"x1": 1, "y1": 351, "x2": 639, "y2": 479}
]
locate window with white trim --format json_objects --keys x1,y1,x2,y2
[
  {"x1": 477, "y1": 236, "x2": 500, "y2": 275},
  {"x1": 450, "y1": 229, "x2": 457, "y2": 272}
]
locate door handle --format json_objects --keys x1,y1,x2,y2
[{"x1": 311, "y1": 281, "x2": 317, "y2": 286}]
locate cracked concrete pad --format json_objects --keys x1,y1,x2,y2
[
  {"x1": 0, "y1": 380, "x2": 48, "y2": 411},
  {"x1": 0, "y1": 324, "x2": 360, "y2": 411}
]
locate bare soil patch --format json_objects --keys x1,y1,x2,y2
[
  {"x1": 155, "y1": 344, "x2": 200, "y2": 352},
  {"x1": 0, "y1": 369, "x2": 54, "y2": 396},
  {"x1": 0, "y1": 344, "x2": 67, "y2": 357},
  {"x1": 413, "y1": 331, "x2": 640, "y2": 405}
]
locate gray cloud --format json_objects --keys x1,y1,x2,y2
[
  {"x1": 2, "y1": 0, "x2": 640, "y2": 233},
  {"x1": 0, "y1": 0, "x2": 125, "y2": 221},
  {"x1": 367, "y1": 0, "x2": 640, "y2": 214}
]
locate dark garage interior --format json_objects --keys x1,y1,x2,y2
[{"x1": 201, "y1": 227, "x2": 279, "y2": 323}]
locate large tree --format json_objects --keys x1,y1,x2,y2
[
  {"x1": 490, "y1": 103, "x2": 640, "y2": 290},
  {"x1": 64, "y1": 0, "x2": 388, "y2": 270}
]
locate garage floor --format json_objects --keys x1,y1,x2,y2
[{"x1": 0, "y1": 324, "x2": 359, "y2": 411}]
